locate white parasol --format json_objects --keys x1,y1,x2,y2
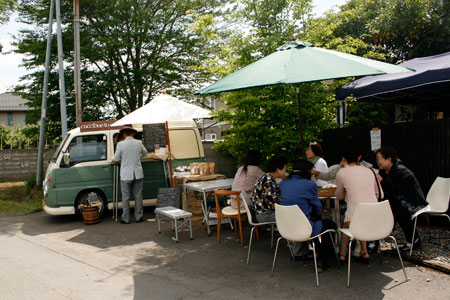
[{"x1": 113, "y1": 94, "x2": 212, "y2": 126}]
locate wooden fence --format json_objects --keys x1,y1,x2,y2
[{"x1": 322, "y1": 118, "x2": 450, "y2": 195}]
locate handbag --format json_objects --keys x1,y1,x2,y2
[
  {"x1": 370, "y1": 168, "x2": 382, "y2": 202},
  {"x1": 310, "y1": 213, "x2": 322, "y2": 221}
]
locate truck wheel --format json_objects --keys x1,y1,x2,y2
[{"x1": 75, "y1": 192, "x2": 107, "y2": 218}]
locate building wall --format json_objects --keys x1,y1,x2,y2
[
  {"x1": 201, "y1": 99, "x2": 230, "y2": 140},
  {"x1": 204, "y1": 123, "x2": 231, "y2": 138},
  {"x1": 203, "y1": 141, "x2": 237, "y2": 178},
  {"x1": 0, "y1": 144, "x2": 237, "y2": 181},
  {"x1": 0, "y1": 111, "x2": 27, "y2": 128}
]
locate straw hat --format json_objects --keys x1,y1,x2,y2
[{"x1": 119, "y1": 125, "x2": 137, "y2": 134}]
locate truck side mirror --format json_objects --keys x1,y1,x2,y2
[{"x1": 63, "y1": 152, "x2": 70, "y2": 166}]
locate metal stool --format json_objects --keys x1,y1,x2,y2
[{"x1": 155, "y1": 206, "x2": 193, "y2": 242}]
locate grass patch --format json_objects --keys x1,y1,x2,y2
[{"x1": 0, "y1": 185, "x2": 43, "y2": 216}]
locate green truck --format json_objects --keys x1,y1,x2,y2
[{"x1": 43, "y1": 120, "x2": 205, "y2": 216}]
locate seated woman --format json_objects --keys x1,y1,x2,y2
[
  {"x1": 311, "y1": 152, "x2": 373, "y2": 184},
  {"x1": 251, "y1": 156, "x2": 287, "y2": 223},
  {"x1": 336, "y1": 147, "x2": 383, "y2": 263},
  {"x1": 280, "y1": 159, "x2": 336, "y2": 271},
  {"x1": 305, "y1": 142, "x2": 328, "y2": 187},
  {"x1": 231, "y1": 150, "x2": 264, "y2": 210}
]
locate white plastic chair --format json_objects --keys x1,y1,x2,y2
[
  {"x1": 271, "y1": 204, "x2": 338, "y2": 287},
  {"x1": 240, "y1": 191, "x2": 275, "y2": 264},
  {"x1": 410, "y1": 177, "x2": 450, "y2": 256},
  {"x1": 339, "y1": 200, "x2": 408, "y2": 287}
]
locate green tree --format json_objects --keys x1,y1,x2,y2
[
  {"x1": 306, "y1": 0, "x2": 449, "y2": 126},
  {"x1": 367, "y1": 0, "x2": 450, "y2": 61},
  {"x1": 0, "y1": 0, "x2": 15, "y2": 23},
  {"x1": 0, "y1": 123, "x2": 60, "y2": 149},
  {"x1": 197, "y1": 0, "x2": 338, "y2": 165},
  {"x1": 13, "y1": 0, "x2": 225, "y2": 129},
  {"x1": 0, "y1": 0, "x2": 16, "y2": 52}
]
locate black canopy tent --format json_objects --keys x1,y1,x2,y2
[
  {"x1": 336, "y1": 51, "x2": 450, "y2": 107},
  {"x1": 329, "y1": 51, "x2": 450, "y2": 214}
]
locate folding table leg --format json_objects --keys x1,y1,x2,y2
[
  {"x1": 189, "y1": 218, "x2": 193, "y2": 240},
  {"x1": 157, "y1": 213, "x2": 161, "y2": 233},
  {"x1": 175, "y1": 218, "x2": 179, "y2": 242},
  {"x1": 202, "y1": 192, "x2": 211, "y2": 236}
]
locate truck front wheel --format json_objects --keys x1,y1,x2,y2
[{"x1": 75, "y1": 191, "x2": 107, "y2": 218}]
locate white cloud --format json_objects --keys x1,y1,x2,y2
[{"x1": 0, "y1": 14, "x2": 32, "y2": 93}]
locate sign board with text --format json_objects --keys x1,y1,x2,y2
[{"x1": 370, "y1": 128, "x2": 381, "y2": 151}]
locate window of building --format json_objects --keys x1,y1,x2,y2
[
  {"x1": 7, "y1": 112, "x2": 13, "y2": 126},
  {"x1": 205, "y1": 133, "x2": 217, "y2": 141}
]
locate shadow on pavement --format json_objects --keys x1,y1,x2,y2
[{"x1": 0, "y1": 210, "x2": 418, "y2": 299}]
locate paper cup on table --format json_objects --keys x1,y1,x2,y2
[
  {"x1": 190, "y1": 163, "x2": 199, "y2": 175},
  {"x1": 208, "y1": 162, "x2": 215, "y2": 175},
  {"x1": 199, "y1": 163, "x2": 210, "y2": 176}
]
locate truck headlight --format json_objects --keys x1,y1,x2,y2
[{"x1": 43, "y1": 180, "x2": 48, "y2": 196}]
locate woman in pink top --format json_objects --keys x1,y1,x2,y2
[
  {"x1": 336, "y1": 147, "x2": 383, "y2": 263},
  {"x1": 231, "y1": 150, "x2": 264, "y2": 210}
]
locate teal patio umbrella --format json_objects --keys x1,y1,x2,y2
[{"x1": 196, "y1": 41, "x2": 413, "y2": 152}]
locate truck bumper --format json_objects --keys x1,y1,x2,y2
[{"x1": 44, "y1": 205, "x2": 75, "y2": 215}]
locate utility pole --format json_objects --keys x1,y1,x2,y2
[
  {"x1": 73, "y1": 0, "x2": 82, "y2": 127},
  {"x1": 55, "y1": 0, "x2": 68, "y2": 136},
  {"x1": 36, "y1": 0, "x2": 55, "y2": 187}
]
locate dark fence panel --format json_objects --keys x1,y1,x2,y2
[
  {"x1": 203, "y1": 141, "x2": 238, "y2": 178},
  {"x1": 322, "y1": 118, "x2": 450, "y2": 195}
]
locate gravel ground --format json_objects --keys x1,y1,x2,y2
[{"x1": 386, "y1": 225, "x2": 450, "y2": 272}]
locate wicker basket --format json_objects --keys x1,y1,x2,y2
[{"x1": 81, "y1": 206, "x2": 99, "y2": 225}]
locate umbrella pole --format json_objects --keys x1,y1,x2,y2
[
  {"x1": 296, "y1": 84, "x2": 305, "y2": 156},
  {"x1": 165, "y1": 121, "x2": 174, "y2": 187}
]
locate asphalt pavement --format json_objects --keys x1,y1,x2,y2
[{"x1": 0, "y1": 209, "x2": 449, "y2": 300}]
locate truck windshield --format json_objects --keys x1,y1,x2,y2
[{"x1": 51, "y1": 133, "x2": 70, "y2": 163}]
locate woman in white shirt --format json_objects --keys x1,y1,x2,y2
[{"x1": 305, "y1": 142, "x2": 328, "y2": 188}]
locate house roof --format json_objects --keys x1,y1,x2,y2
[{"x1": 0, "y1": 93, "x2": 32, "y2": 111}]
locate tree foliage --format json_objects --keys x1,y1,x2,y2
[
  {"x1": 196, "y1": 0, "x2": 338, "y2": 166},
  {"x1": 306, "y1": 0, "x2": 450, "y2": 127},
  {"x1": 0, "y1": 122, "x2": 59, "y2": 149},
  {"x1": 10, "y1": 0, "x2": 449, "y2": 163},
  {"x1": 13, "y1": 0, "x2": 225, "y2": 132},
  {"x1": 0, "y1": 0, "x2": 16, "y2": 52},
  {"x1": 0, "y1": 0, "x2": 15, "y2": 23}
]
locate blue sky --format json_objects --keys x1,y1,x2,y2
[{"x1": 0, "y1": 0, "x2": 347, "y2": 93}]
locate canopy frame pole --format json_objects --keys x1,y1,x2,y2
[
  {"x1": 165, "y1": 121, "x2": 174, "y2": 187},
  {"x1": 296, "y1": 84, "x2": 305, "y2": 156}
]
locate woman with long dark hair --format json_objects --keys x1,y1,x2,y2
[{"x1": 231, "y1": 150, "x2": 264, "y2": 210}]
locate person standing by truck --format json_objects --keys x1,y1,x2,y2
[{"x1": 114, "y1": 125, "x2": 148, "y2": 224}]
